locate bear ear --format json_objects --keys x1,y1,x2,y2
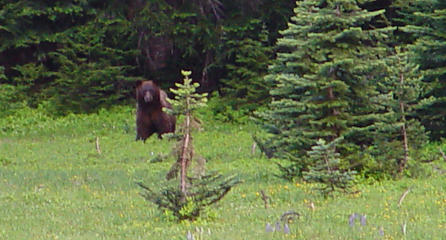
[{"x1": 135, "y1": 80, "x2": 143, "y2": 87}]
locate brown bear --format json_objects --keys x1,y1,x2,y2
[{"x1": 135, "y1": 80, "x2": 176, "y2": 141}]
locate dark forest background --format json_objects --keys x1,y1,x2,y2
[{"x1": 0, "y1": 0, "x2": 295, "y2": 114}]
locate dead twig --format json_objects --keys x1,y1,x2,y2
[
  {"x1": 95, "y1": 137, "x2": 101, "y2": 155},
  {"x1": 280, "y1": 210, "x2": 300, "y2": 223},
  {"x1": 308, "y1": 201, "x2": 315, "y2": 211},
  {"x1": 398, "y1": 188, "x2": 411, "y2": 207},
  {"x1": 401, "y1": 221, "x2": 407, "y2": 235},
  {"x1": 251, "y1": 142, "x2": 257, "y2": 155},
  {"x1": 260, "y1": 190, "x2": 271, "y2": 209}
]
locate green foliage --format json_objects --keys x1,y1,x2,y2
[
  {"x1": 0, "y1": 83, "x2": 27, "y2": 118},
  {"x1": 219, "y1": 20, "x2": 273, "y2": 112},
  {"x1": 167, "y1": 70, "x2": 208, "y2": 117},
  {"x1": 137, "y1": 173, "x2": 241, "y2": 221},
  {"x1": 258, "y1": 0, "x2": 393, "y2": 178},
  {"x1": 303, "y1": 137, "x2": 356, "y2": 197},
  {"x1": 0, "y1": 1, "x2": 138, "y2": 115},
  {"x1": 165, "y1": 70, "x2": 207, "y2": 179},
  {"x1": 0, "y1": 66, "x2": 4, "y2": 80},
  {"x1": 0, "y1": 105, "x2": 133, "y2": 137},
  {"x1": 138, "y1": 70, "x2": 239, "y2": 221},
  {"x1": 366, "y1": 47, "x2": 428, "y2": 175},
  {"x1": 0, "y1": 1, "x2": 296, "y2": 116},
  {"x1": 201, "y1": 92, "x2": 251, "y2": 124},
  {"x1": 44, "y1": 17, "x2": 138, "y2": 114},
  {"x1": 401, "y1": 0, "x2": 446, "y2": 140}
]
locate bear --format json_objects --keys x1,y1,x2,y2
[{"x1": 135, "y1": 80, "x2": 176, "y2": 141}]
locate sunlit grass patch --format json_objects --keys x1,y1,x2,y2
[{"x1": 0, "y1": 107, "x2": 445, "y2": 239}]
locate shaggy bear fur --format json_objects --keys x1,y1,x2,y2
[{"x1": 135, "y1": 80, "x2": 175, "y2": 141}]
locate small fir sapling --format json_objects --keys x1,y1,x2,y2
[
  {"x1": 137, "y1": 70, "x2": 240, "y2": 221},
  {"x1": 303, "y1": 137, "x2": 356, "y2": 197},
  {"x1": 164, "y1": 70, "x2": 208, "y2": 192}
]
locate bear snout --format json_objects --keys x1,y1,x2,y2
[{"x1": 144, "y1": 92, "x2": 153, "y2": 102}]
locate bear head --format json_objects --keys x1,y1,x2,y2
[{"x1": 136, "y1": 80, "x2": 161, "y2": 105}]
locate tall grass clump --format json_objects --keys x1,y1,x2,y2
[{"x1": 0, "y1": 105, "x2": 134, "y2": 137}]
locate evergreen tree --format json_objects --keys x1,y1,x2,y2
[
  {"x1": 46, "y1": 17, "x2": 138, "y2": 114},
  {"x1": 402, "y1": 0, "x2": 446, "y2": 140},
  {"x1": 259, "y1": 0, "x2": 392, "y2": 179},
  {"x1": 138, "y1": 71, "x2": 240, "y2": 221},
  {"x1": 303, "y1": 137, "x2": 356, "y2": 197},
  {"x1": 220, "y1": 20, "x2": 273, "y2": 112},
  {"x1": 369, "y1": 47, "x2": 428, "y2": 175},
  {"x1": 165, "y1": 70, "x2": 208, "y2": 193},
  {"x1": 0, "y1": 0, "x2": 138, "y2": 114}
]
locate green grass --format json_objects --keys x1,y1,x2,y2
[{"x1": 1, "y1": 107, "x2": 446, "y2": 239}]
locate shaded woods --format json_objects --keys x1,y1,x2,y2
[{"x1": 0, "y1": 0, "x2": 294, "y2": 114}]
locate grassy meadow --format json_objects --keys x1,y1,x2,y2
[{"x1": 0, "y1": 107, "x2": 445, "y2": 239}]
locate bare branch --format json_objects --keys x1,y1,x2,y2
[
  {"x1": 398, "y1": 188, "x2": 411, "y2": 207},
  {"x1": 260, "y1": 190, "x2": 271, "y2": 209},
  {"x1": 95, "y1": 137, "x2": 101, "y2": 155}
]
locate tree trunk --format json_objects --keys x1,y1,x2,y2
[
  {"x1": 327, "y1": 85, "x2": 340, "y2": 140},
  {"x1": 180, "y1": 98, "x2": 191, "y2": 196},
  {"x1": 399, "y1": 103, "x2": 409, "y2": 173},
  {"x1": 398, "y1": 73, "x2": 409, "y2": 174}
]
